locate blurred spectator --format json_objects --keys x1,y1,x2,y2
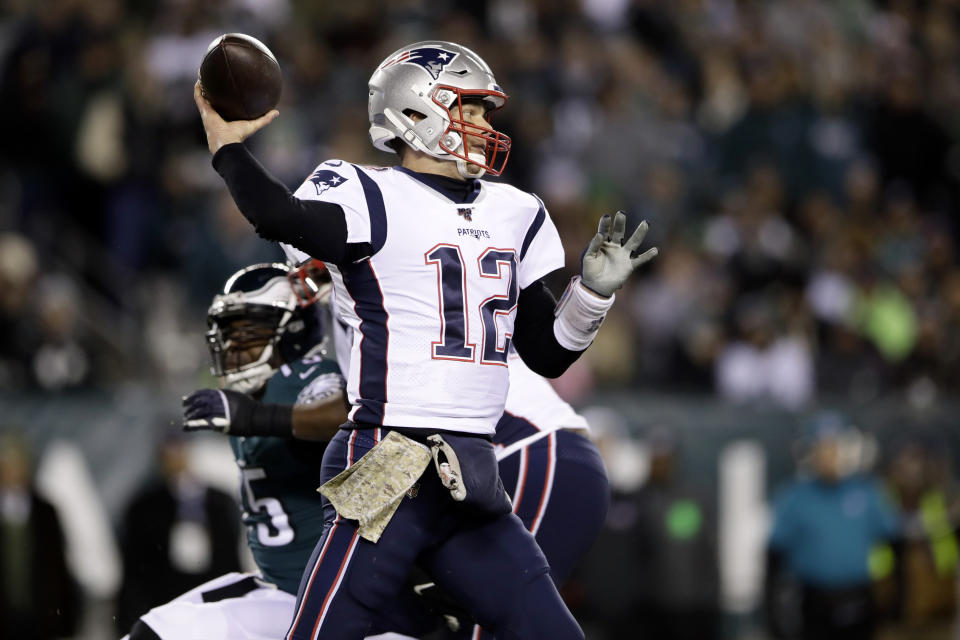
[
  {"x1": 31, "y1": 274, "x2": 94, "y2": 391},
  {"x1": 565, "y1": 407, "x2": 647, "y2": 639},
  {"x1": 571, "y1": 416, "x2": 719, "y2": 640},
  {"x1": 883, "y1": 439, "x2": 960, "y2": 638},
  {"x1": 631, "y1": 428, "x2": 720, "y2": 640},
  {"x1": 115, "y1": 429, "x2": 241, "y2": 633},
  {"x1": 715, "y1": 293, "x2": 814, "y2": 409},
  {"x1": 0, "y1": 233, "x2": 40, "y2": 391},
  {"x1": 766, "y1": 412, "x2": 899, "y2": 640},
  {"x1": 0, "y1": 431, "x2": 79, "y2": 639}
]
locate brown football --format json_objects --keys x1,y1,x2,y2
[{"x1": 199, "y1": 33, "x2": 282, "y2": 121}]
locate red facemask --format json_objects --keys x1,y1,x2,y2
[{"x1": 432, "y1": 85, "x2": 511, "y2": 176}]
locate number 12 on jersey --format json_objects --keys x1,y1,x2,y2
[{"x1": 425, "y1": 244, "x2": 517, "y2": 366}]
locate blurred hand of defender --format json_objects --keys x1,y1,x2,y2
[
  {"x1": 194, "y1": 80, "x2": 279, "y2": 155},
  {"x1": 182, "y1": 388, "x2": 253, "y2": 434}
]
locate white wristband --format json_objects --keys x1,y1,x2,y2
[{"x1": 553, "y1": 276, "x2": 615, "y2": 351}]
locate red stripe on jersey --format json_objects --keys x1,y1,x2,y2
[
  {"x1": 288, "y1": 522, "x2": 340, "y2": 638},
  {"x1": 512, "y1": 447, "x2": 530, "y2": 513},
  {"x1": 311, "y1": 528, "x2": 361, "y2": 639},
  {"x1": 346, "y1": 430, "x2": 358, "y2": 467},
  {"x1": 528, "y1": 432, "x2": 556, "y2": 534}
]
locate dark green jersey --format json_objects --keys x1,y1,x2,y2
[{"x1": 229, "y1": 353, "x2": 343, "y2": 594}]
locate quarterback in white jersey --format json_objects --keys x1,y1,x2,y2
[
  {"x1": 195, "y1": 39, "x2": 654, "y2": 640},
  {"x1": 296, "y1": 159, "x2": 562, "y2": 434}
]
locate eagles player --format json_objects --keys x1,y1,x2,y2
[
  {"x1": 122, "y1": 263, "x2": 348, "y2": 640},
  {"x1": 194, "y1": 40, "x2": 656, "y2": 640}
]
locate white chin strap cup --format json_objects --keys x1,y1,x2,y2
[{"x1": 456, "y1": 151, "x2": 487, "y2": 179}]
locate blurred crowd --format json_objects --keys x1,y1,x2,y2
[{"x1": 2, "y1": 0, "x2": 960, "y2": 408}]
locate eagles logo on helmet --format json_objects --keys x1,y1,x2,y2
[
  {"x1": 368, "y1": 40, "x2": 511, "y2": 178},
  {"x1": 206, "y1": 263, "x2": 325, "y2": 394}
]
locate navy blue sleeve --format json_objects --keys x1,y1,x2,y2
[
  {"x1": 212, "y1": 143, "x2": 371, "y2": 265},
  {"x1": 513, "y1": 278, "x2": 583, "y2": 378}
]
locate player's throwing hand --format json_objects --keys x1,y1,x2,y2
[
  {"x1": 193, "y1": 80, "x2": 279, "y2": 155},
  {"x1": 580, "y1": 211, "x2": 658, "y2": 298}
]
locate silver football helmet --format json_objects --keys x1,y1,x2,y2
[{"x1": 368, "y1": 40, "x2": 511, "y2": 178}]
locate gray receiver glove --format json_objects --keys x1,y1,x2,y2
[{"x1": 580, "y1": 211, "x2": 658, "y2": 297}]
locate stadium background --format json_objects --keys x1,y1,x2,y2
[{"x1": 1, "y1": 0, "x2": 959, "y2": 638}]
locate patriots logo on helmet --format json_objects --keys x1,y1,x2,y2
[
  {"x1": 381, "y1": 46, "x2": 460, "y2": 80},
  {"x1": 309, "y1": 169, "x2": 348, "y2": 195}
]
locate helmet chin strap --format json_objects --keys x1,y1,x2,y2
[
  {"x1": 225, "y1": 363, "x2": 274, "y2": 394},
  {"x1": 456, "y1": 151, "x2": 487, "y2": 179},
  {"x1": 223, "y1": 342, "x2": 277, "y2": 394},
  {"x1": 446, "y1": 132, "x2": 485, "y2": 179},
  {"x1": 394, "y1": 119, "x2": 487, "y2": 179}
]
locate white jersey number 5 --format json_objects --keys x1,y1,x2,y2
[{"x1": 240, "y1": 467, "x2": 295, "y2": 546}]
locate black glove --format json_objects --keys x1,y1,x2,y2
[{"x1": 182, "y1": 388, "x2": 292, "y2": 437}]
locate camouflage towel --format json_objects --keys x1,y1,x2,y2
[{"x1": 319, "y1": 431, "x2": 432, "y2": 543}]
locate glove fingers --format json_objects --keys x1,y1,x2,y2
[
  {"x1": 182, "y1": 389, "x2": 226, "y2": 429},
  {"x1": 183, "y1": 397, "x2": 213, "y2": 419},
  {"x1": 584, "y1": 232, "x2": 604, "y2": 257},
  {"x1": 610, "y1": 211, "x2": 626, "y2": 244},
  {"x1": 183, "y1": 418, "x2": 212, "y2": 431},
  {"x1": 183, "y1": 417, "x2": 229, "y2": 431},
  {"x1": 630, "y1": 246, "x2": 659, "y2": 267},
  {"x1": 182, "y1": 397, "x2": 200, "y2": 420},
  {"x1": 624, "y1": 220, "x2": 649, "y2": 252},
  {"x1": 596, "y1": 214, "x2": 612, "y2": 240}
]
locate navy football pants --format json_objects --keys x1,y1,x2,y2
[
  {"x1": 450, "y1": 419, "x2": 610, "y2": 639},
  {"x1": 373, "y1": 420, "x2": 611, "y2": 639},
  {"x1": 496, "y1": 418, "x2": 610, "y2": 584},
  {"x1": 284, "y1": 427, "x2": 584, "y2": 640}
]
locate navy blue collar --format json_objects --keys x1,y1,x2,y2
[{"x1": 395, "y1": 166, "x2": 482, "y2": 204}]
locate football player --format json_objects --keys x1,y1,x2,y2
[
  {"x1": 122, "y1": 263, "x2": 347, "y2": 640},
  {"x1": 288, "y1": 257, "x2": 610, "y2": 639},
  {"x1": 194, "y1": 40, "x2": 656, "y2": 640}
]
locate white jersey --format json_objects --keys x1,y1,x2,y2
[
  {"x1": 284, "y1": 161, "x2": 564, "y2": 435},
  {"x1": 503, "y1": 350, "x2": 589, "y2": 433},
  {"x1": 123, "y1": 572, "x2": 295, "y2": 640},
  {"x1": 313, "y1": 311, "x2": 590, "y2": 459},
  {"x1": 124, "y1": 572, "x2": 416, "y2": 640}
]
